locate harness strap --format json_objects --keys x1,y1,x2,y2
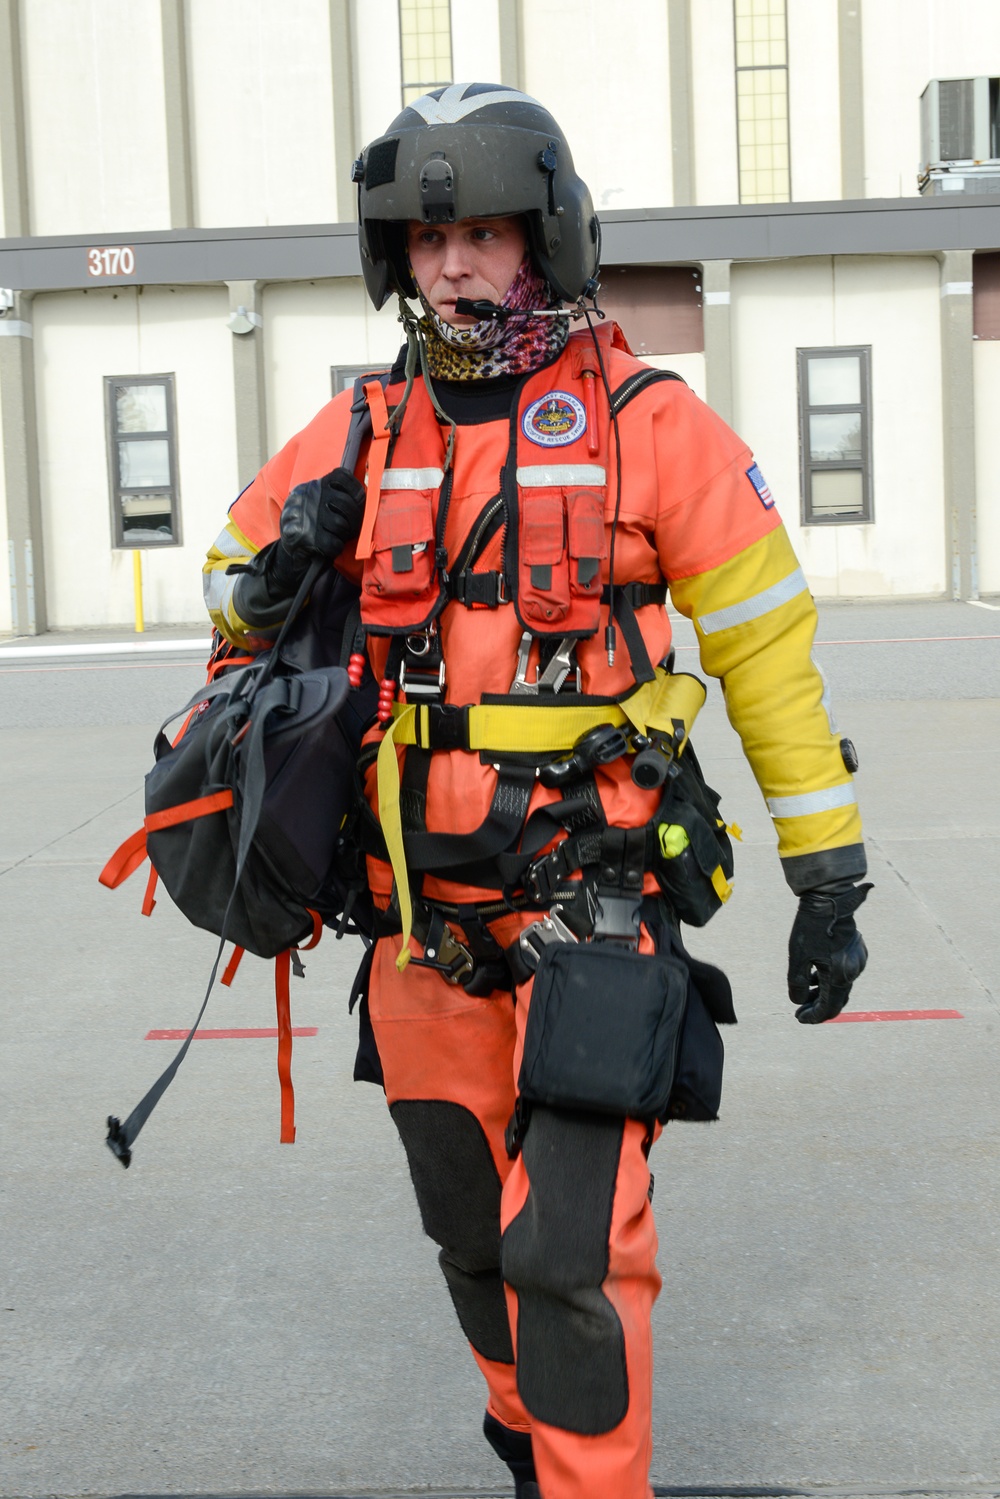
[
  {"x1": 392, "y1": 669, "x2": 707, "y2": 755},
  {"x1": 448, "y1": 570, "x2": 507, "y2": 608}
]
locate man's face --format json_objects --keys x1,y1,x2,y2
[{"x1": 406, "y1": 216, "x2": 527, "y2": 326}]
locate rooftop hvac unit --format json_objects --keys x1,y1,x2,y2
[{"x1": 919, "y1": 77, "x2": 1000, "y2": 193}]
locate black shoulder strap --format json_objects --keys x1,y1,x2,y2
[{"x1": 611, "y1": 367, "x2": 686, "y2": 416}]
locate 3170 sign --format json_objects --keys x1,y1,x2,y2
[{"x1": 87, "y1": 246, "x2": 136, "y2": 277}]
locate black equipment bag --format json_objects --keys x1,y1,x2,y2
[
  {"x1": 517, "y1": 941, "x2": 689, "y2": 1122},
  {"x1": 103, "y1": 379, "x2": 382, "y2": 1167},
  {"x1": 145, "y1": 641, "x2": 370, "y2": 960}
]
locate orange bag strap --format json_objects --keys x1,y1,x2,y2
[
  {"x1": 99, "y1": 790, "x2": 234, "y2": 893},
  {"x1": 356, "y1": 378, "x2": 392, "y2": 561},
  {"x1": 274, "y1": 950, "x2": 296, "y2": 1144},
  {"x1": 144, "y1": 788, "x2": 234, "y2": 834},
  {"x1": 141, "y1": 865, "x2": 158, "y2": 916},
  {"x1": 99, "y1": 828, "x2": 149, "y2": 889},
  {"x1": 220, "y1": 945, "x2": 245, "y2": 987}
]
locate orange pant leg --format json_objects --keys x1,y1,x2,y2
[
  {"x1": 368, "y1": 927, "x2": 664, "y2": 1499},
  {"x1": 367, "y1": 934, "x2": 531, "y2": 1438}
]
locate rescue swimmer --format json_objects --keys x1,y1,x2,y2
[{"x1": 204, "y1": 83, "x2": 871, "y2": 1499}]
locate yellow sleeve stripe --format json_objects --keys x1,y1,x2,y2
[
  {"x1": 670, "y1": 528, "x2": 802, "y2": 625},
  {"x1": 698, "y1": 566, "x2": 807, "y2": 635},
  {"x1": 668, "y1": 524, "x2": 864, "y2": 861}
]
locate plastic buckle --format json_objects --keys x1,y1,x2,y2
[
  {"x1": 517, "y1": 906, "x2": 578, "y2": 972},
  {"x1": 592, "y1": 892, "x2": 642, "y2": 947}
]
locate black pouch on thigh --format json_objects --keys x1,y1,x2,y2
[
  {"x1": 518, "y1": 942, "x2": 688, "y2": 1122},
  {"x1": 641, "y1": 900, "x2": 736, "y2": 1122}
]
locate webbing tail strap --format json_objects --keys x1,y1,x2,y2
[
  {"x1": 356, "y1": 379, "x2": 392, "y2": 561},
  {"x1": 377, "y1": 706, "x2": 536, "y2": 969},
  {"x1": 274, "y1": 951, "x2": 296, "y2": 1144}
]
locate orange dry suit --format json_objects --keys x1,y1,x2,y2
[{"x1": 204, "y1": 324, "x2": 865, "y2": 1499}]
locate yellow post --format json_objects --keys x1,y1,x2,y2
[{"x1": 132, "y1": 549, "x2": 145, "y2": 633}]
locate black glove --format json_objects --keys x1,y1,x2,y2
[
  {"x1": 788, "y1": 879, "x2": 872, "y2": 1024},
  {"x1": 231, "y1": 468, "x2": 366, "y2": 627},
  {"x1": 278, "y1": 467, "x2": 366, "y2": 576}
]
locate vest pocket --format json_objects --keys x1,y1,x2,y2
[
  {"x1": 520, "y1": 490, "x2": 570, "y2": 624},
  {"x1": 366, "y1": 490, "x2": 436, "y2": 599},
  {"x1": 565, "y1": 488, "x2": 606, "y2": 598}
]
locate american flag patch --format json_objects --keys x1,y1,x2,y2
[{"x1": 746, "y1": 463, "x2": 774, "y2": 508}]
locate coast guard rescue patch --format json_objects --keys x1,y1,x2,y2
[{"x1": 522, "y1": 391, "x2": 587, "y2": 447}]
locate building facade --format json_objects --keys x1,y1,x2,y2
[{"x1": 1, "y1": 0, "x2": 999, "y2": 632}]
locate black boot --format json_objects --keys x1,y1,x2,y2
[{"x1": 483, "y1": 1410, "x2": 537, "y2": 1497}]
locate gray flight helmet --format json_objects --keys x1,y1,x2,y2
[{"x1": 353, "y1": 82, "x2": 600, "y2": 309}]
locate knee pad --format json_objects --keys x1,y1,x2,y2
[
  {"x1": 501, "y1": 1107, "x2": 629, "y2": 1435},
  {"x1": 390, "y1": 1099, "x2": 514, "y2": 1364}
]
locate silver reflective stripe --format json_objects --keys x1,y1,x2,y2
[
  {"x1": 212, "y1": 526, "x2": 250, "y2": 559},
  {"x1": 408, "y1": 83, "x2": 543, "y2": 126},
  {"x1": 382, "y1": 467, "x2": 444, "y2": 489},
  {"x1": 203, "y1": 569, "x2": 236, "y2": 613},
  {"x1": 811, "y1": 651, "x2": 839, "y2": 734},
  {"x1": 698, "y1": 567, "x2": 808, "y2": 635},
  {"x1": 767, "y1": 783, "x2": 857, "y2": 819},
  {"x1": 516, "y1": 464, "x2": 607, "y2": 487}
]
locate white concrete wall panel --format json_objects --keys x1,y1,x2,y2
[
  {"x1": 0, "y1": 373, "x2": 10, "y2": 633},
  {"x1": 33, "y1": 287, "x2": 237, "y2": 629},
  {"x1": 354, "y1": 0, "x2": 403, "y2": 158},
  {"x1": 731, "y1": 255, "x2": 945, "y2": 597},
  {"x1": 643, "y1": 351, "x2": 707, "y2": 404},
  {"x1": 787, "y1": 0, "x2": 841, "y2": 202},
  {"x1": 262, "y1": 280, "x2": 403, "y2": 453},
  {"x1": 689, "y1": 0, "x2": 739, "y2": 206},
  {"x1": 521, "y1": 0, "x2": 672, "y2": 212},
  {"x1": 450, "y1": 0, "x2": 502, "y2": 84},
  {"x1": 973, "y1": 341, "x2": 1000, "y2": 595},
  {"x1": 21, "y1": 0, "x2": 170, "y2": 235},
  {"x1": 861, "y1": 0, "x2": 1000, "y2": 198},
  {"x1": 187, "y1": 0, "x2": 337, "y2": 228}
]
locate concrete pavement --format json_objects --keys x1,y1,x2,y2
[{"x1": 1, "y1": 600, "x2": 998, "y2": 1499}]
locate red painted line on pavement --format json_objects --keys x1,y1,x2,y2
[
  {"x1": 829, "y1": 1009, "x2": 963, "y2": 1023},
  {"x1": 146, "y1": 1027, "x2": 319, "y2": 1040},
  {"x1": 0, "y1": 661, "x2": 199, "y2": 675}
]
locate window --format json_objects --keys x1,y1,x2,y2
[
  {"x1": 399, "y1": 0, "x2": 452, "y2": 106},
  {"x1": 734, "y1": 0, "x2": 790, "y2": 204},
  {"x1": 798, "y1": 348, "x2": 872, "y2": 524},
  {"x1": 105, "y1": 374, "x2": 180, "y2": 547},
  {"x1": 331, "y1": 363, "x2": 389, "y2": 397}
]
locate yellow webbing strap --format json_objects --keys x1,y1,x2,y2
[
  {"x1": 376, "y1": 669, "x2": 709, "y2": 969},
  {"x1": 376, "y1": 704, "x2": 418, "y2": 970}
]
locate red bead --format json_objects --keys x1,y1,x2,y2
[
  {"x1": 347, "y1": 652, "x2": 366, "y2": 688},
  {"x1": 377, "y1": 677, "x2": 397, "y2": 723}
]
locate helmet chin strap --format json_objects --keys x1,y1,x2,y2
[{"x1": 395, "y1": 297, "x2": 458, "y2": 471}]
